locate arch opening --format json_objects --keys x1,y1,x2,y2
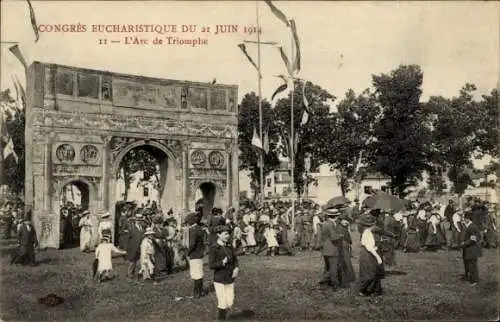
[
  {"x1": 59, "y1": 180, "x2": 90, "y2": 249},
  {"x1": 195, "y1": 182, "x2": 218, "y2": 219}
]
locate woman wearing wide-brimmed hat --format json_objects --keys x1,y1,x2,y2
[
  {"x1": 337, "y1": 211, "x2": 356, "y2": 288},
  {"x1": 403, "y1": 209, "x2": 421, "y2": 252},
  {"x1": 98, "y1": 212, "x2": 113, "y2": 242},
  {"x1": 79, "y1": 210, "x2": 93, "y2": 252},
  {"x1": 357, "y1": 214, "x2": 385, "y2": 297}
]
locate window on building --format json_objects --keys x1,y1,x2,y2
[
  {"x1": 143, "y1": 187, "x2": 149, "y2": 197},
  {"x1": 268, "y1": 191, "x2": 272, "y2": 197},
  {"x1": 364, "y1": 186, "x2": 372, "y2": 194},
  {"x1": 267, "y1": 179, "x2": 272, "y2": 187}
]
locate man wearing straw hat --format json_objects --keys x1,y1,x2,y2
[
  {"x1": 126, "y1": 213, "x2": 145, "y2": 279},
  {"x1": 319, "y1": 207, "x2": 344, "y2": 291}
]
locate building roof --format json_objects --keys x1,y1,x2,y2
[{"x1": 363, "y1": 171, "x2": 391, "y2": 180}]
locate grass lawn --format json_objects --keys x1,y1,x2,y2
[{"x1": 0, "y1": 233, "x2": 498, "y2": 321}]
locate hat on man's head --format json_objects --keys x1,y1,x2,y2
[
  {"x1": 100, "y1": 212, "x2": 110, "y2": 218},
  {"x1": 324, "y1": 207, "x2": 341, "y2": 217},
  {"x1": 134, "y1": 213, "x2": 145, "y2": 220},
  {"x1": 81, "y1": 210, "x2": 90, "y2": 216},
  {"x1": 359, "y1": 214, "x2": 377, "y2": 227},
  {"x1": 144, "y1": 227, "x2": 155, "y2": 235}
]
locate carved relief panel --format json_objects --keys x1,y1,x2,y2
[
  {"x1": 37, "y1": 213, "x2": 59, "y2": 249},
  {"x1": 53, "y1": 142, "x2": 102, "y2": 165},
  {"x1": 188, "y1": 87, "x2": 208, "y2": 110},
  {"x1": 210, "y1": 89, "x2": 227, "y2": 111},
  {"x1": 189, "y1": 149, "x2": 226, "y2": 170},
  {"x1": 52, "y1": 142, "x2": 103, "y2": 179}
]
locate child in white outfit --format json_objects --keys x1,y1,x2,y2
[
  {"x1": 139, "y1": 229, "x2": 156, "y2": 281},
  {"x1": 244, "y1": 223, "x2": 256, "y2": 254},
  {"x1": 94, "y1": 237, "x2": 126, "y2": 283},
  {"x1": 264, "y1": 224, "x2": 279, "y2": 256}
]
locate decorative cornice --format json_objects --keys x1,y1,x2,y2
[{"x1": 31, "y1": 110, "x2": 237, "y2": 139}]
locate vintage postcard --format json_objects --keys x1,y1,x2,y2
[{"x1": 0, "y1": 1, "x2": 498, "y2": 321}]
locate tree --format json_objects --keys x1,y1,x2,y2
[
  {"x1": 426, "y1": 84, "x2": 483, "y2": 197},
  {"x1": 238, "y1": 92, "x2": 280, "y2": 199},
  {"x1": 273, "y1": 80, "x2": 335, "y2": 197},
  {"x1": 371, "y1": 65, "x2": 431, "y2": 198},
  {"x1": 1, "y1": 89, "x2": 25, "y2": 196},
  {"x1": 117, "y1": 148, "x2": 160, "y2": 201},
  {"x1": 320, "y1": 89, "x2": 380, "y2": 196},
  {"x1": 475, "y1": 89, "x2": 499, "y2": 158}
]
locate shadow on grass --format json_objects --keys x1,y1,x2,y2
[
  {"x1": 230, "y1": 309, "x2": 256, "y2": 320},
  {"x1": 384, "y1": 270, "x2": 408, "y2": 276}
]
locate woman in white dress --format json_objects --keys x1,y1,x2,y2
[
  {"x1": 244, "y1": 223, "x2": 256, "y2": 254},
  {"x1": 79, "y1": 211, "x2": 93, "y2": 252}
]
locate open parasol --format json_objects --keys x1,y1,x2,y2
[
  {"x1": 362, "y1": 195, "x2": 377, "y2": 208},
  {"x1": 363, "y1": 193, "x2": 407, "y2": 212},
  {"x1": 372, "y1": 193, "x2": 406, "y2": 211}
]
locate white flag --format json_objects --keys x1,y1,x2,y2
[
  {"x1": 3, "y1": 137, "x2": 18, "y2": 163},
  {"x1": 251, "y1": 127, "x2": 263, "y2": 149}
]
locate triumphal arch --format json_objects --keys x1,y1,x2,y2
[{"x1": 25, "y1": 62, "x2": 239, "y2": 248}]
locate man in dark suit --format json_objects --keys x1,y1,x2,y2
[
  {"x1": 461, "y1": 211, "x2": 482, "y2": 286},
  {"x1": 444, "y1": 200, "x2": 455, "y2": 231},
  {"x1": 319, "y1": 207, "x2": 344, "y2": 291},
  {"x1": 15, "y1": 217, "x2": 38, "y2": 266},
  {"x1": 187, "y1": 212, "x2": 207, "y2": 298},
  {"x1": 126, "y1": 214, "x2": 145, "y2": 279}
]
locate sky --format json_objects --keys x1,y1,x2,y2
[{"x1": 1, "y1": 0, "x2": 498, "y2": 106}]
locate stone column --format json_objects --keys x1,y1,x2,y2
[
  {"x1": 225, "y1": 142, "x2": 232, "y2": 208},
  {"x1": 182, "y1": 141, "x2": 190, "y2": 211},
  {"x1": 101, "y1": 136, "x2": 111, "y2": 211},
  {"x1": 43, "y1": 133, "x2": 55, "y2": 212}
]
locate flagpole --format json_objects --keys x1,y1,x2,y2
[
  {"x1": 0, "y1": 105, "x2": 5, "y2": 186},
  {"x1": 290, "y1": 30, "x2": 295, "y2": 231},
  {"x1": 256, "y1": 1, "x2": 264, "y2": 205}
]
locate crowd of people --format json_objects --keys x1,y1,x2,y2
[{"x1": 3, "y1": 194, "x2": 497, "y2": 320}]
